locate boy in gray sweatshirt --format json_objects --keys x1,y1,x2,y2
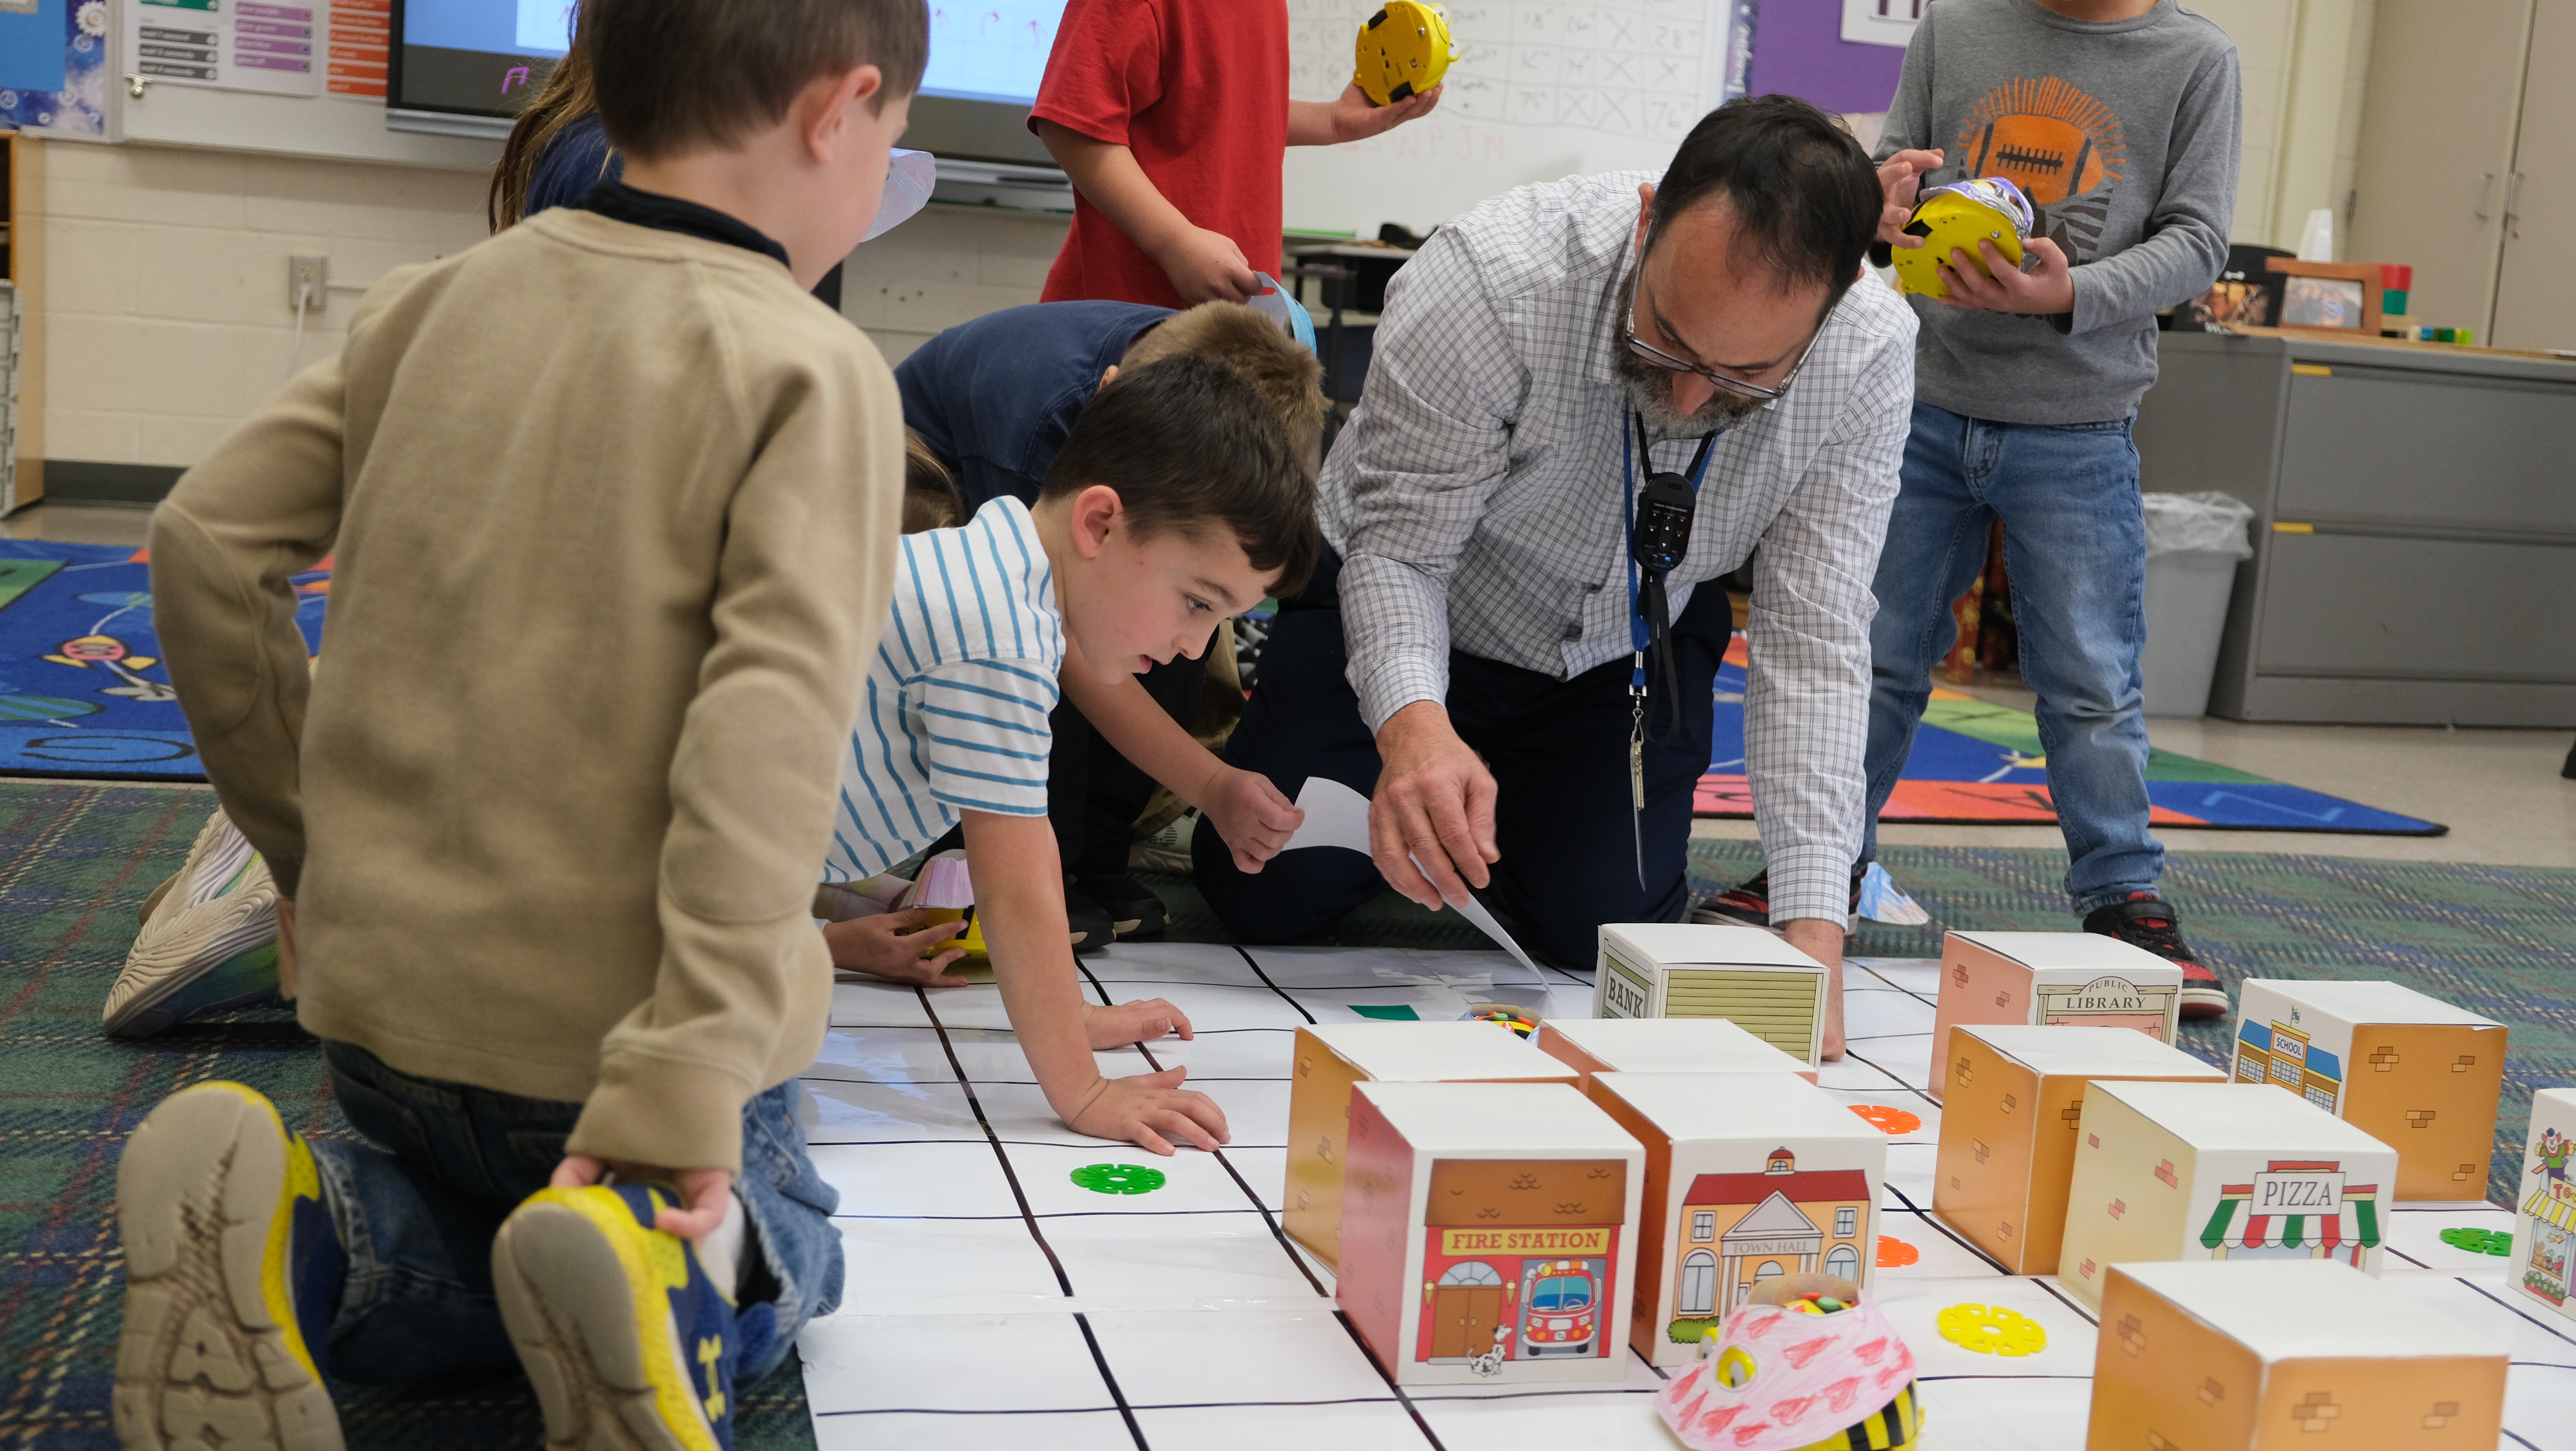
[{"x1": 1705, "y1": 0, "x2": 2239, "y2": 1017}]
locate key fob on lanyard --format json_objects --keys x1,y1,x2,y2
[{"x1": 1630, "y1": 468, "x2": 1698, "y2": 574}]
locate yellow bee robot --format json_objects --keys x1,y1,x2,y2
[
  {"x1": 1353, "y1": 1, "x2": 1455, "y2": 105},
  {"x1": 1892, "y1": 176, "x2": 2035, "y2": 301}
]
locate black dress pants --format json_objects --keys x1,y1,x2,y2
[{"x1": 1049, "y1": 653, "x2": 1206, "y2": 878}]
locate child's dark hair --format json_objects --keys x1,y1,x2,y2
[
  {"x1": 1649, "y1": 94, "x2": 1881, "y2": 316},
  {"x1": 902, "y1": 427, "x2": 965, "y2": 532},
  {"x1": 1040, "y1": 353, "x2": 1320, "y2": 598},
  {"x1": 590, "y1": 0, "x2": 929, "y2": 160}
]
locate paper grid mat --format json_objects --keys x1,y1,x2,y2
[{"x1": 795, "y1": 946, "x2": 2576, "y2": 1450}]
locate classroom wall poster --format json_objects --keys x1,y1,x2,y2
[
  {"x1": 0, "y1": 0, "x2": 104, "y2": 137},
  {"x1": 128, "y1": 0, "x2": 323, "y2": 96}
]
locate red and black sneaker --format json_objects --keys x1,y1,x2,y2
[
  {"x1": 1690, "y1": 869, "x2": 1864, "y2": 930},
  {"x1": 2084, "y1": 892, "x2": 2228, "y2": 1019}
]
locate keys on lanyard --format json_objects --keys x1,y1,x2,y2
[{"x1": 1621, "y1": 410, "x2": 1718, "y2": 890}]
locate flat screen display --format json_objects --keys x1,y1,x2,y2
[{"x1": 390, "y1": 0, "x2": 568, "y2": 122}]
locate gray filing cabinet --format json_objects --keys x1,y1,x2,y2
[{"x1": 2133, "y1": 330, "x2": 2576, "y2": 727}]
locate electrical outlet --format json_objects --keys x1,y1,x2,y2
[{"x1": 288, "y1": 255, "x2": 329, "y2": 310}]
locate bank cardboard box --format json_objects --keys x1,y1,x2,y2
[
  {"x1": 2087, "y1": 1259, "x2": 2505, "y2": 1451},
  {"x1": 1583, "y1": 1071, "x2": 1884, "y2": 1366},
  {"x1": 2058, "y1": 1081, "x2": 2398, "y2": 1310},
  {"x1": 1338, "y1": 1081, "x2": 1644, "y2": 1386},
  {"x1": 1928, "y1": 931, "x2": 2183, "y2": 1099},
  {"x1": 1933, "y1": 1025, "x2": 2230, "y2": 1275},
  {"x1": 2228, "y1": 979, "x2": 2506, "y2": 1201},
  {"x1": 1284, "y1": 1022, "x2": 1577, "y2": 1267},
  {"x1": 2511, "y1": 1087, "x2": 2576, "y2": 1317},
  {"x1": 1593, "y1": 924, "x2": 1829, "y2": 1067},
  {"x1": 1534, "y1": 1016, "x2": 1818, "y2": 1087}
]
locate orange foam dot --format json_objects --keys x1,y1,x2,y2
[
  {"x1": 1850, "y1": 1103, "x2": 1923, "y2": 1135},
  {"x1": 1877, "y1": 1235, "x2": 1919, "y2": 1268}
]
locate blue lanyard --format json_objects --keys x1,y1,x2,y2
[{"x1": 1620, "y1": 412, "x2": 1718, "y2": 686}]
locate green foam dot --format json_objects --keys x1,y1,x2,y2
[
  {"x1": 1070, "y1": 1163, "x2": 1167, "y2": 1196},
  {"x1": 2440, "y1": 1227, "x2": 2512, "y2": 1256}
]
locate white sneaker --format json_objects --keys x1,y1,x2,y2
[
  {"x1": 1128, "y1": 812, "x2": 1198, "y2": 877},
  {"x1": 103, "y1": 810, "x2": 281, "y2": 1039}
]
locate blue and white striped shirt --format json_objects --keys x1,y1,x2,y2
[{"x1": 822, "y1": 497, "x2": 1063, "y2": 881}]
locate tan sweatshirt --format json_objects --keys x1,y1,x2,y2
[{"x1": 148, "y1": 207, "x2": 902, "y2": 1173}]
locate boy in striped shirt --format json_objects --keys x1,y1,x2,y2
[{"x1": 826, "y1": 352, "x2": 1317, "y2": 1152}]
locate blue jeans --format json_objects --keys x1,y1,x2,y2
[
  {"x1": 1859, "y1": 401, "x2": 2162, "y2": 913},
  {"x1": 307, "y1": 1040, "x2": 842, "y2": 1386}
]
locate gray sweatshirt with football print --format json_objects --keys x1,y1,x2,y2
[{"x1": 1875, "y1": 0, "x2": 2241, "y2": 425}]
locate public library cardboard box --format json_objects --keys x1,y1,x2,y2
[
  {"x1": 2228, "y1": 979, "x2": 2506, "y2": 1201},
  {"x1": 2057, "y1": 1080, "x2": 2398, "y2": 1312},
  {"x1": 1933, "y1": 1025, "x2": 2230, "y2": 1275},
  {"x1": 2510, "y1": 1087, "x2": 2576, "y2": 1317},
  {"x1": 1928, "y1": 931, "x2": 2182, "y2": 1100},
  {"x1": 1534, "y1": 1016, "x2": 1819, "y2": 1087},
  {"x1": 1337, "y1": 1080, "x2": 1645, "y2": 1386},
  {"x1": 1284, "y1": 1022, "x2": 1577, "y2": 1267},
  {"x1": 1593, "y1": 924, "x2": 1829, "y2": 1067},
  {"x1": 2087, "y1": 1259, "x2": 2506, "y2": 1451},
  {"x1": 1583, "y1": 1070, "x2": 1885, "y2": 1366}
]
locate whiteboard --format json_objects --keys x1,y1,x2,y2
[{"x1": 1281, "y1": 0, "x2": 1746, "y2": 237}]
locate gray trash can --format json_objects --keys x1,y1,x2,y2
[{"x1": 2140, "y1": 491, "x2": 2255, "y2": 718}]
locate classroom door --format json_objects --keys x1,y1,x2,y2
[{"x1": 1430, "y1": 1287, "x2": 1502, "y2": 1359}]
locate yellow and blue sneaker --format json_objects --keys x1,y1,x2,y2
[
  {"x1": 492, "y1": 1183, "x2": 770, "y2": 1451},
  {"x1": 113, "y1": 1081, "x2": 344, "y2": 1451}
]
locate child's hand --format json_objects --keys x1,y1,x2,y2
[
  {"x1": 822, "y1": 910, "x2": 974, "y2": 986},
  {"x1": 1327, "y1": 80, "x2": 1442, "y2": 142},
  {"x1": 1198, "y1": 764, "x2": 1305, "y2": 873},
  {"x1": 1153, "y1": 226, "x2": 1262, "y2": 304},
  {"x1": 1936, "y1": 236, "x2": 2075, "y2": 316},
  {"x1": 550, "y1": 1155, "x2": 736, "y2": 1242},
  {"x1": 1877, "y1": 148, "x2": 1943, "y2": 247},
  {"x1": 1066, "y1": 1066, "x2": 1230, "y2": 1154},
  {"x1": 1084, "y1": 997, "x2": 1196, "y2": 1048}
]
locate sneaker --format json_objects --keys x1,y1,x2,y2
[
  {"x1": 1689, "y1": 868, "x2": 1865, "y2": 931},
  {"x1": 493, "y1": 1183, "x2": 775, "y2": 1451},
  {"x1": 114, "y1": 1081, "x2": 344, "y2": 1451},
  {"x1": 1076, "y1": 873, "x2": 1170, "y2": 940},
  {"x1": 2084, "y1": 892, "x2": 2227, "y2": 1019},
  {"x1": 104, "y1": 811, "x2": 283, "y2": 1039},
  {"x1": 1062, "y1": 877, "x2": 1115, "y2": 955},
  {"x1": 1128, "y1": 812, "x2": 1198, "y2": 877}
]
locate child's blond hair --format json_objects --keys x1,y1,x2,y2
[
  {"x1": 1124, "y1": 302, "x2": 1327, "y2": 464},
  {"x1": 902, "y1": 428, "x2": 965, "y2": 532}
]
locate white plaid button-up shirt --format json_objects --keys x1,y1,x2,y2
[{"x1": 1321, "y1": 170, "x2": 1917, "y2": 923}]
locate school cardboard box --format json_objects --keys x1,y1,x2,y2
[
  {"x1": 2510, "y1": 1087, "x2": 2576, "y2": 1317},
  {"x1": 1593, "y1": 924, "x2": 1829, "y2": 1067},
  {"x1": 2087, "y1": 1259, "x2": 2505, "y2": 1451},
  {"x1": 1583, "y1": 1071, "x2": 1885, "y2": 1366},
  {"x1": 1534, "y1": 1016, "x2": 1818, "y2": 1087},
  {"x1": 1284, "y1": 1022, "x2": 1577, "y2": 1267},
  {"x1": 1338, "y1": 1081, "x2": 1644, "y2": 1386},
  {"x1": 2229, "y1": 979, "x2": 2506, "y2": 1201},
  {"x1": 1932, "y1": 1025, "x2": 2230, "y2": 1275},
  {"x1": 2057, "y1": 1080, "x2": 2398, "y2": 1311},
  {"x1": 1927, "y1": 931, "x2": 2182, "y2": 1099}
]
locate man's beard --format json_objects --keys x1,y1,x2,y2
[{"x1": 1612, "y1": 277, "x2": 1766, "y2": 436}]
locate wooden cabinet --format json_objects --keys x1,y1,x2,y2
[{"x1": 2491, "y1": 0, "x2": 2576, "y2": 350}]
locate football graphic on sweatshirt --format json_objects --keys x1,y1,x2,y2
[{"x1": 1954, "y1": 77, "x2": 2127, "y2": 263}]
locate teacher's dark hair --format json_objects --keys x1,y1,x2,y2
[{"x1": 1650, "y1": 94, "x2": 1881, "y2": 313}]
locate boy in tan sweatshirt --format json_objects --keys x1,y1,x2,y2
[{"x1": 109, "y1": 1, "x2": 926, "y2": 1446}]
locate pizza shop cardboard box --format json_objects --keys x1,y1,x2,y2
[
  {"x1": 1534, "y1": 1016, "x2": 1818, "y2": 1087},
  {"x1": 1928, "y1": 931, "x2": 2182, "y2": 1099},
  {"x1": 1933, "y1": 1025, "x2": 2229, "y2": 1275},
  {"x1": 2228, "y1": 979, "x2": 2506, "y2": 1201},
  {"x1": 2510, "y1": 1087, "x2": 2576, "y2": 1318},
  {"x1": 2087, "y1": 1259, "x2": 2505, "y2": 1451},
  {"x1": 1583, "y1": 1071, "x2": 1884, "y2": 1366},
  {"x1": 1284, "y1": 1022, "x2": 1577, "y2": 1267},
  {"x1": 1593, "y1": 924, "x2": 1829, "y2": 1067},
  {"x1": 2058, "y1": 1080, "x2": 2398, "y2": 1310},
  {"x1": 1337, "y1": 1081, "x2": 1644, "y2": 1386}
]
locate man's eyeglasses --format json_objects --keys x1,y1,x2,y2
[{"x1": 1623, "y1": 287, "x2": 1817, "y2": 403}]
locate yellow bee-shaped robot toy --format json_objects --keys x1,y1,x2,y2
[
  {"x1": 1891, "y1": 176, "x2": 2035, "y2": 300},
  {"x1": 1353, "y1": 1, "x2": 1455, "y2": 105}
]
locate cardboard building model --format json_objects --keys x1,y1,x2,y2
[
  {"x1": 2087, "y1": 1260, "x2": 2506, "y2": 1450},
  {"x1": 1933, "y1": 1025, "x2": 2230, "y2": 1275},
  {"x1": 1593, "y1": 924, "x2": 1830, "y2": 1067},
  {"x1": 1534, "y1": 1015, "x2": 1819, "y2": 1087},
  {"x1": 1283, "y1": 1022, "x2": 1577, "y2": 1267},
  {"x1": 2512, "y1": 1087, "x2": 2576, "y2": 1317},
  {"x1": 2057, "y1": 1080, "x2": 2398, "y2": 1310},
  {"x1": 2229, "y1": 979, "x2": 2506, "y2": 1201},
  {"x1": 1337, "y1": 1081, "x2": 1644, "y2": 1386},
  {"x1": 1583, "y1": 1071, "x2": 1885, "y2": 1365},
  {"x1": 1928, "y1": 931, "x2": 2182, "y2": 1099}
]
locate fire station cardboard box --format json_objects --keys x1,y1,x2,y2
[
  {"x1": 1933, "y1": 1025, "x2": 2230, "y2": 1275},
  {"x1": 1928, "y1": 931, "x2": 2183, "y2": 1099},
  {"x1": 2087, "y1": 1260, "x2": 2506, "y2": 1451},
  {"x1": 1338, "y1": 1080, "x2": 1645, "y2": 1386},
  {"x1": 2058, "y1": 1080, "x2": 2398, "y2": 1310},
  {"x1": 1583, "y1": 1071, "x2": 1885, "y2": 1366},
  {"x1": 1534, "y1": 1016, "x2": 1818, "y2": 1087},
  {"x1": 1284, "y1": 1022, "x2": 1577, "y2": 1267},
  {"x1": 2228, "y1": 979, "x2": 2507, "y2": 1202},
  {"x1": 1593, "y1": 924, "x2": 1829, "y2": 1067},
  {"x1": 2511, "y1": 1087, "x2": 2576, "y2": 1317}
]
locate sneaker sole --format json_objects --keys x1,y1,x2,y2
[
  {"x1": 492, "y1": 1189, "x2": 719, "y2": 1451},
  {"x1": 114, "y1": 1082, "x2": 340, "y2": 1451},
  {"x1": 2179, "y1": 986, "x2": 2231, "y2": 1020}
]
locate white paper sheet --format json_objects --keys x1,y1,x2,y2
[{"x1": 1281, "y1": 777, "x2": 1539, "y2": 975}]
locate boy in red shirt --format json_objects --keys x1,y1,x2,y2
[{"x1": 1032, "y1": 0, "x2": 1441, "y2": 307}]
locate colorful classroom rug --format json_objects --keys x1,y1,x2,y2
[
  {"x1": 0, "y1": 541, "x2": 331, "y2": 783},
  {"x1": 1696, "y1": 634, "x2": 2446, "y2": 835}
]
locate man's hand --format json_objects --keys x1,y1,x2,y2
[
  {"x1": 1780, "y1": 917, "x2": 1846, "y2": 1062},
  {"x1": 1083, "y1": 997, "x2": 1195, "y2": 1049},
  {"x1": 550, "y1": 1155, "x2": 736, "y2": 1241},
  {"x1": 1151, "y1": 226, "x2": 1262, "y2": 304},
  {"x1": 1877, "y1": 148, "x2": 1943, "y2": 247},
  {"x1": 1369, "y1": 701, "x2": 1499, "y2": 911},
  {"x1": 822, "y1": 910, "x2": 972, "y2": 987},
  {"x1": 1297, "y1": 81, "x2": 1443, "y2": 144},
  {"x1": 1937, "y1": 236, "x2": 2075, "y2": 315},
  {"x1": 1065, "y1": 1067, "x2": 1229, "y2": 1154},
  {"x1": 1198, "y1": 763, "x2": 1305, "y2": 873}
]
